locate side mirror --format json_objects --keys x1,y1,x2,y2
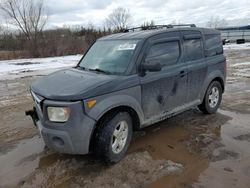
[{"x1": 141, "y1": 62, "x2": 162, "y2": 72}]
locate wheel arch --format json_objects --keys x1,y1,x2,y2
[
  {"x1": 200, "y1": 71, "x2": 225, "y2": 102},
  {"x1": 95, "y1": 105, "x2": 141, "y2": 130},
  {"x1": 89, "y1": 105, "x2": 141, "y2": 152},
  {"x1": 212, "y1": 77, "x2": 225, "y2": 93}
]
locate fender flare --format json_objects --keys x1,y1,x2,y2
[
  {"x1": 85, "y1": 94, "x2": 144, "y2": 125},
  {"x1": 199, "y1": 70, "x2": 225, "y2": 102}
]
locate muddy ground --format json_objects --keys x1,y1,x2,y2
[{"x1": 0, "y1": 48, "x2": 250, "y2": 188}]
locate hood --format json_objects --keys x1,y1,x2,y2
[{"x1": 31, "y1": 68, "x2": 116, "y2": 100}]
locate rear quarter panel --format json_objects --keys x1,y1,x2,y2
[{"x1": 199, "y1": 54, "x2": 226, "y2": 101}]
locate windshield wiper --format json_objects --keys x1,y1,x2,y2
[
  {"x1": 76, "y1": 66, "x2": 110, "y2": 74},
  {"x1": 76, "y1": 66, "x2": 86, "y2": 70},
  {"x1": 88, "y1": 68, "x2": 110, "y2": 74}
]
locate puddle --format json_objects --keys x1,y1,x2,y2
[
  {"x1": 0, "y1": 109, "x2": 249, "y2": 187},
  {"x1": 142, "y1": 109, "x2": 250, "y2": 188},
  {"x1": 234, "y1": 133, "x2": 250, "y2": 142},
  {"x1": 192, "y1": 109, "x2": 250, "y2": 188},
  {"x1": 130, "y1": 123, "x2": 209, "y2": 188},
  {"x1": 0, "y1": 136, "x2": 44, "y2": 187}
]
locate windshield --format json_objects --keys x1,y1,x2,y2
[{"x1": 78, "y1": 40, "x2": 139, "y2": 75}]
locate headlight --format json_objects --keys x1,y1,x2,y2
[{"x1": 47, "y1": 107, "x2": 70, "y2": 122}]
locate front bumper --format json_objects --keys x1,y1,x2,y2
[{"x1": 27, "y1": 98, "x2": 96, "y2": 155}]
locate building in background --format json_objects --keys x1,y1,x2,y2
[{"x1": 217, "y1": 25, "x2": 250, "y2": 43}]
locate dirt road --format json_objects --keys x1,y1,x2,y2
[{"x1": 0, "y1": 48, "x2": 250, "y2": 188}]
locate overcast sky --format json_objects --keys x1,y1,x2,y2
[{"x1": 2, "y1": 0, "x2": 250, "y2": 29}]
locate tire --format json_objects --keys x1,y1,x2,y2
[
  {"x1": 198, "y1": 81, "x2": 222, "y2": 114},
  {"x1": 94, "y1": 112, "x2": 133, "y2": 163}
]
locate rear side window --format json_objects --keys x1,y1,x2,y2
[
  {"x1": 184, "y1": 38, "x2": 203, "y2": 61},
  {"x1": 146, "y1": 41, "x2": 180, "y2": 67},
  {"x1": 205, "y1": 34, "x2": 223, "y2": 57},
  {"x1": 205, "y1": 34, "x2": 221, "y2": 49}
]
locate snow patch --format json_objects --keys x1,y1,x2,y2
[
  {"x1": 231, "y1": 61, "x2": 250, "y2": 78},
  {"x1": 0, "y1": 55, "x2": 82, "y2": 80},
  {"x1": 223, "y1": 43, "x2": 250, "y2": 50},
  {"x1": 232, "y1": 62, "x2": 250, "y2": 67}
]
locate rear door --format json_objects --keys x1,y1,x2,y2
[
  {"x1": 139, "y1": 32, "x2": 188, "y2": 120},
  {"x1": 181, "y1": 30, "x2": 207, "y2": 103}
]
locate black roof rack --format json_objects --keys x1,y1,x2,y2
[{"x1": 123, "y1": 24, "x2": 196, "y2": 32}]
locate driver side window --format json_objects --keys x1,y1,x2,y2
[{"x1": 145, "y1": 41, "x2": 180, "y2": 67}]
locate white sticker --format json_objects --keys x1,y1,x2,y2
[{"x1": 117, "y1": 43, "x2": 136, "y2": 50}]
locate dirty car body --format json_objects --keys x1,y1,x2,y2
[{"x1": 27, "y1": 26, "x2": 226, "y2": 162}]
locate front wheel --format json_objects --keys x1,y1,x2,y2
[
  {"x1": 94, "y1": 112, "x2": 133, "y2": 163},
  {"x1": 198, "y1": 81, "x2": 222, "y2": 114}
]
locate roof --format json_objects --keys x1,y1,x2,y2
[{"x1": 99, "y1": 27, "x2": 220, "y2": 41}]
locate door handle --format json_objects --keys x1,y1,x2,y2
[{"x1": 179, "y1": 70, "x2": 186, "y2": 77}]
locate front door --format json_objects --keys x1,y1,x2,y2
[{"x1": 139, "y1": 32, "x2": 188, "y2": 121}]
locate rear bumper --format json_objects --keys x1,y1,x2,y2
[{"x1": 28, "y1": 99, "x2": 96, "y2": 155}]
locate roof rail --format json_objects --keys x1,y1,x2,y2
[
  {"x1": 169, "y1": 24, "x2": 196, "y2": 28},
  {"x1": 123, "y1": 24, "x2": 196, "y2": 32}
]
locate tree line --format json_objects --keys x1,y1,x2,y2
[
  {"x1": 0, "y1": 0, "x2": 134, "y2": 60},
  {"x1": 0, "y1": 0, "x2": 228, "y2": 60},
  {"x1": 0, "y1": 25, "x2": 112, "y2": 60}
]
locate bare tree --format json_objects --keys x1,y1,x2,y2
[
  {"x1": 141, "y1": 20, "x2": 155, "y2": 30},
  {"x1": 105, "y1": 7, "x2": 131, "y2": 32},
  {"x1": 206, "y1": 16, "x2": 228, "y2": 28},
  {"x1": 0, "y1": 0, "x2": 48, "y2": 57},
  {"x1": 0, "y1": 23, "x2": 3, "y2": 34},
  {"x1": 0, "y1": 18, "x2": 5, "y2": 34}
]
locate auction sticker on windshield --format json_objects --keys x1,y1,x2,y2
[{"x1": 117, "y1": 43, "x2": 137, "y2": 50}]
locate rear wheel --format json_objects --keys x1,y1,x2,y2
[
  {"x1": 198, "y1": 81, "x2": 222, "y2": 114},
  {"x1": 94, "y1": 112, "x2": 132, "y2": 163}
]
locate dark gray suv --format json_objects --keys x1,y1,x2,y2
[{"x1": 27, "y1": 25, "x2": 226, "y2": 163}]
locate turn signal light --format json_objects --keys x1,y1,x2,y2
[{"x1": 87, "y1": 100, "x2": 97, "y2": 108}]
